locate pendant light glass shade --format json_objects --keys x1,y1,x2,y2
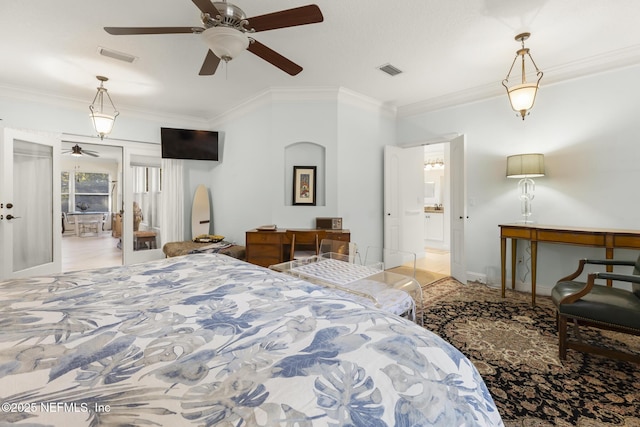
[{"x1": 89, "y1": 76, "x2": 119, "y2": 140}]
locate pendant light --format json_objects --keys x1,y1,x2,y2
[
  {"x1": 89, "y1": 76, "x2": 119, "y2": 139},
  {"x1": 502, "y1": 33, "x2": 543, "y2": 120}
]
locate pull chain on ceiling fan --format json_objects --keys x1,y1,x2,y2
[{"x1": 104, "y1": 0, "x2": 323, "y2": 76}]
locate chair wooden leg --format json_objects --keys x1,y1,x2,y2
[{"x1": 558, "y1": 314, "x2": 568, "y2": 360}]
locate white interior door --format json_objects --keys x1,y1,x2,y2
[
  {"x1": 449, "y1": 135, "x2": 466, "y2": 283},
  {"x1": 383, "y1": 145, "x2": 425, "y2": 268},
  {"x1": 0, "y1": 127, "x2": 61, "y2": 280}
]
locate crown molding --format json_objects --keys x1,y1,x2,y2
[
  {"x1": 210, "y1": 86, "x2": 396, "y2": 127},
  {"x1": 398, "y1": 44, "x2": 640, "y2": 118},
  {"x1": 0, "y1": 83, "x2": 209, "y2": 128}
]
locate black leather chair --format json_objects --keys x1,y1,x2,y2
[{"x1": 551, "y1": 256, "x2": 640, "y2": 363}]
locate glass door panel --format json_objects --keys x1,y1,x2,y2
[
  {"x1": 0, "y1": 128, "x2": 61, "y2": 280},
  {"x1": 13, "y1": 140, "x2": 54, "y2": 271}
]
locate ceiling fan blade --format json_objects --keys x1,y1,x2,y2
[
  {"x1": 199, "y1": 50, "x2": 221, "y2": 75},
  {"x1": 247, "y1": 40, "x2": 302, "y2": 76},
  {"x1": 104, "y1": 27, "x2": 199, "y2": 35},
  {"x1": 247, "y1": 5, "x2": 323, "y2": 32},
  {"x1": 191, "y1": 0, "x2": 220, "y2": 16},
  {"x1": 83, "y1": 152, "x2": 100, "y2": 157}
]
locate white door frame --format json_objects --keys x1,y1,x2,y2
[
  {"x1": 61, "y1": 134, "x2": 163, "y2": 267},
  {"x1": 388, "y1": 133, "x2": 467, "y2": 282}
]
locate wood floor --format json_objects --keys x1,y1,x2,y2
[
  {"x1": 61, "y1": 233, "x2": 122, "y2": 273},
  {"x1": 62, "y1": 235, "x2": 451, "y2": 276},
  {"x1": 417, "y1": 248, "x2": 451, "y2": 275}
]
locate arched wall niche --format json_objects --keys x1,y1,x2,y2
[{"x1": 284, "y1": 141, "x2": 326, "y2": 206}]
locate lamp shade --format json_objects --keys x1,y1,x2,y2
[
  {"x1": 201, "y1": 27, "x2": 249, "y2": 61},
  {"x1": 506, "y1": 153, "x2": 545, "y2": 178}
]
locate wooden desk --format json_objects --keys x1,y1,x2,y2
[
  {"x1": 246, "y1": 228, "x2": 350, "y2": 267},
  {"x1": 500, "y1": 223, "x2": 640, "y2": 306}
]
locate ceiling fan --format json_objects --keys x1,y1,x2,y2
[
  {"x1": 62, "y1": 144, "x2": 99, "y2": 158},
  {"x1": 104, "y1": 0, "x2": 323, "y2": 76}
]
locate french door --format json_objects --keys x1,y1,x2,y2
[
  {"x1": 123, "y1": 145, "x2": 164, "y2": 265},
  {"x1": 0, "y1": 127, "x2": 61, "y2": 280}
]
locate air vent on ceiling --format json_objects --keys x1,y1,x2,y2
[
  {"x1": 97, "y1": 46, "x2": 138, "y2": 63},
  {"x1": 377, "y1": 63, "x2": 403, "y2": 76}
]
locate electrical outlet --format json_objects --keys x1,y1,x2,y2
[{"x1": 518, "y1": 256, "x2": 524, "y2": 264}]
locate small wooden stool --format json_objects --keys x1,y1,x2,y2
[{"x1": 134, "y1": 231, "x2": 157, "y2": 250}]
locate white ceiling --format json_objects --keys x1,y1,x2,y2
[{"x1": 2, "y1": 0, "x2": 640, "y2": 123}]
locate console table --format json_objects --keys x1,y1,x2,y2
[
  {"x1": 246, "y1": 228, "x2": 350, "y2": 267},
  {"x1": 499, "y1": 223, "x2": 640, "y2": 306}
]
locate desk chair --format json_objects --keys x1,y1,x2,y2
[{"x1": 286, "y1": 230, "x2": 327, "y2": 260}]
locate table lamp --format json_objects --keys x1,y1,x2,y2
[{"x1": 506, "y1": 153, "x2": 545, "y2": 223}]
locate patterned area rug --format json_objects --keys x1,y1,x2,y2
[{"x1": 422, "y1": 277, "x2": 640, "y2": 427}]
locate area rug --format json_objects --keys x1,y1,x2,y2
[{"x1": 422, "y1": 277, "x2": 640, "y2": 427}]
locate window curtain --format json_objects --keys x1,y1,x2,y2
[{"x1": 160, "y1": 158, "x2": 184, "y2": 243}]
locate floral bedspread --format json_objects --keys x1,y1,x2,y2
[{"x1": 0, "y1": 254, "x2": 503, "y2": 426}]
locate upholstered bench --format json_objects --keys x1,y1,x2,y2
[
  {"x1": 551, "y1": 257, "x2": 640, "y2": 363},
  {"x1": 163, "y1": 241, "x2": 246, "y2": 260}
]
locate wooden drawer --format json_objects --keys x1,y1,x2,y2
[
  {"x1": 246, "y1": 231, "x2": 282, "y2": 244},
  {"x1": 613, "y1": 234, "x2": 640, "y2": 249},
  {"x1": 327, "y1": 231, "x2": 350, "y2": 241},
  {"x1": 500, "y1": 227, "x2": 532, "y2": 239},
  {"x1": 537, "y1": 230, "x2": 605, "y2": 246},
  {"x1": 248, "y1": 244, "x2": 280, "y2": 258}
]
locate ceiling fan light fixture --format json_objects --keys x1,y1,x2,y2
[
  {"x1": 71, "y1": 145, "x2": 83, "y2": 157},
  {"x1": 89, "y1": 76, "x2": 119, "y2": 139},
  {"x1": 502, "y1": 32, "x2": 543, "y2": 120},
  {"x1": 201, "y1": 26, "x2": 249, "y2": 61}
]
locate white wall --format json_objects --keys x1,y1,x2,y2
[
  {"x1": 202, "y1": 89, "x2": 395, "y2": 252},
  {"x1": 397, "y1": 64, "x2": 640, "y2": 293}
]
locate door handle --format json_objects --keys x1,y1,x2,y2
[{"x1": 6, "y1": 214, "x2": 21, "y2": 220}]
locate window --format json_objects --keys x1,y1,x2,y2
[{"x1": 62, "y1": 172, "x2": 110, "y2": 213}]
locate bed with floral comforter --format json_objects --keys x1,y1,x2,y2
[{"x1": 0, "y1": 254, "x2": 503, "y2": 426}]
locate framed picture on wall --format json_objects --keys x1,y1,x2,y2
[{"x1": 292, "y1": 166, "x2": 316, "y2": 206}]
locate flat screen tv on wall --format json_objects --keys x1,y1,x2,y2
[{"x1": 161, "y1": 127, "x2": 219, "y2": 161}]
